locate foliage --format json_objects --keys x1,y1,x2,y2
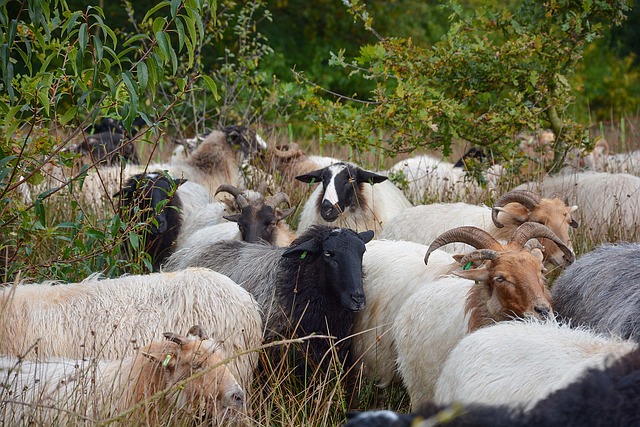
[{"x1": 299, "y1": 0, "x2": 631, "y2": 171}]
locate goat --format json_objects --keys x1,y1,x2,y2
[
  {"x1": 514, "y1": 171, "x2": 640, "y2": 242},
  {"x1": 392, "y1": 223, "x2": 574, "y2": 407},
  {"x1": 296, "y1": 162, "x2": 412, "y2": 236},
  {"x1": 380, "y1": 190, "x2": 578, "y2": 268},
  {"x1": 0, "y1": 325, "x2": 246, "y2": 425},
  {"x1": 0, "y1": 268, "x2": 263, "y2": 388},
  {"x1": 164, "y1": 226, "x2": 374, "y2": 374},
  {"x1": 552, "y1": 243, "x2": 640, "y2": 342}
]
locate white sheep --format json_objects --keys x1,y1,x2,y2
[
  {"x1": 0, "y1": 325, "x2": 246, "y2": 425},
  {"x1": 0, "y1": 268, "x2": 262, "y2": 388},
  {"x1": 434, "y1": 319, "x2": 638, "y2": 411},
  {"x1": 296, "y1": 162, "x2": 412, "y2": 236}
]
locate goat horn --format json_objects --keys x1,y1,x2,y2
[
  {"x1": 457, "y1": 249, "x2": 499, "y2": 267},
  {"x1": 272, "y1": 142, "x2": 302, "y2": 159},
  {"x1": 265, "y1": 192, "x2": 290, "y2": 208},
  {"x1": 508, "y1": 222, "x2": 575, "y2": 263},
  {"x1": 424, "y1": 226, "x2": 503, "y2": 265},
  {"x1": 492, "y1": 190, "x2": 542, "y2": 228}
]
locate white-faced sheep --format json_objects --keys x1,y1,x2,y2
[
  {"x1": 380, "y1": 190, "x2": 578, "y2": 269},
  {"x1": 0, "y1": 268, "x2": 262, "y2": 388},
  {"x1": 164, "y1": 225, "x2": 374, "y2": 375},
  {"x1": 296, "y1": 162, "x2": 412, "y2": 236},
  {"x1": 345, "y1": 342, "x2": 640, "y2": 427},
  {"x1": 433, "y1": 319, "x2": 637, "y2": 411},
  {"x1": 514, "y1": 171, "x2": 640, "y2": 241},
  {"x1": 0, "y1": 325, "x2": 245, "y2": 425},
  {"x1": 552, "y1": 243, "x2": 640, "y2": 342},
  {"x1": 392, "y1": 223, "x2": 574, "y2": 407}
]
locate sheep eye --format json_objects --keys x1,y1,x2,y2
[
  {"x1": 324, "y1": 251, "x2": 333, "y2": 257},
  {"x1": 494, "y1": 276, "x2": 505, "y2": 283}
]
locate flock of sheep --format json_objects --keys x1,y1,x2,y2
[{"x1": 3, "y1": 121, "x2": 640, "y2": 426}]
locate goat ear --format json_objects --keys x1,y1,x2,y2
[
  {"x1": 358, "y1": 230, "x2": 375, "y2": 243},
  {"x1": 282, "y1": 238, "x2": 319, "y2": 259},
  {"x1": 295, "y1": 169, "x2": 324, "y2": 184},
  {"x1": 224, "y1": 214, "x2": 241, "y2": 223},
  {"x1": 275, "y1": 207, "x2": 295, "y2": 221},
  {"x1": 494, "y1": 205, "x2": 529, "y2": 224},
  {"x1": 454, "y1": 267, "x2": 490, "y2": 282},
  {"x1": 356, "y1": 169, "x2": 388, "y2": 185}
]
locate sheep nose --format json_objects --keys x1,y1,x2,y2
[
  {"x1": 534, "y1": 305, "x2": 551, "y2": 318},
  {"x1": 351, "y1": 294, "x2": 365, "y2": 305},
  {"x1": 321, "y1": 200, "x2": 340, "y2": 221}
]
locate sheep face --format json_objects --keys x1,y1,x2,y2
[
  {"x1": 296, "y1": 163, "x2": 387, "y2": 222},
  {"x1": 225, "y1": 203, "x2": 293, "y2": 244},
  {"x1": 457, "y1": 250, "x2": 552, "y2": 331},
  {"x1": 143, "y1": 333, "x2": 245, "y2": 422},
  {"x1": 283, "y1": 228, "x2": 374, "y2": 311},
  {"x1": 222, "y1": 125, "x2": 268, "y2": 159}
]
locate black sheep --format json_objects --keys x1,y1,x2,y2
[{"x1": 115, "y1": 172, "x2": 186, "y2": 271}]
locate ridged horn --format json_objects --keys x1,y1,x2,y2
[
  {"x1": 492, "y1": 190, "x2": 541, "y2": 228},
  {"x1": 215, "y1": 184, "x2": 250, "y2": 209},
  {"x1": 424, "y1": 226, "x2": 503, "y2": 265},
  {"x1": 272, "y1": 142, "x2": 302, "y2": 159},
  {"x1": 265, "y1": 192, "x2": 290, "y2": 209},
  {"x1": 508, "y1": 222, "x2": 575, "y2": 263},
  {"x1": 457, "y1": 249, "x2": 499, "y2": 267}
]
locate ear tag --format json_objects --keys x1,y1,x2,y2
[
  {"x1": 300, "y1": 251, "x2": 307, "y2": 260},
  {"x1": 309, "y1": 178, "x2": 316, "y2": 186},
  {"x1": 463, "y1": 261, "x2": 472, "y2": 271},
  {"x1": 162, "y1": 354, "x2": 172, "y2": 367}
]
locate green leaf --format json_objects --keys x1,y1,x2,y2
[
  {"x1": 123, "y1": 33, "x2": 150, "y2": 48},
  {"x1": 79, "y1": 22, "x2": 88, "y2": 52},
  {"x1": 155, "y1": 31, "x2": 170, "y2": 62},
  {"x1": 200, "y1": 75, "x2": 219, "y2": 101},
  {"x1": 122, "y1": 71, "x2": 139, "y2": 107},
  {"x1": 59, "y1": 105, "x2": 77, "y2": 125},
  {"x1": 137, "y1": 61, "x2": 148, "y2": 91},
  {"x1": 152, "y1": 16, "x2": 166, "y2": 34},
  {"x1": 143, "y1": 2, "x2": 170, "y2": 23},
  {"x1": 128, "y1": 232, "x2": 139, "y2": 250},
  {"x1": 175, "y1": 17, "x2": 185, "y2": 51},
  {"x1": 92, "y1": 34, "x2": 103, "y2": 61},
  {"x1": 170, "y1": 0, "x2": 181, "y2": 18}
]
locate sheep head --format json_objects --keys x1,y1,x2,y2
[
  {"x1": 142, "y1": 326, "x2": 245, "y2": 423},
  {"x1": 491, "y1": 190, "x2": 578, "y2": 268},
  {"x1": 296, "y1": 163, "x2": 387, "y2": 222},
  {"x1": 425, "y1": 223, "x2": 574, "y2": 331}
]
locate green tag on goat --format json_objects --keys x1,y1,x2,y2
[
  {"x1": 300, "y1": 251, "x2": 307, "y2": 260},
  {"x1": 309, "y1": 178, "x2": 315, "y2": 186},
  {"x1": 162, "y1": 354, "x2": 172, "y2": 367},
  {"x1": 463, "y1": 261, "x2": 472, "y2": 271}
]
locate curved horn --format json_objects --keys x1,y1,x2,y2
[
  {"x1": 508, "y1": 222, "x2": 575, "y2": 263},
  {"x1": 272, "y1": 142, "x2": 302, "y2": 159},
  {"x1": 256, "y1": 182, "x2": 269, "y2": 195},
  {"x1": 457, "y1": 249, "x2": 499, "y2": 267},
  {"x1": 492, "y1": 190, "x2": 542, "y2": 228},
  {"x1": 215, "y1": 184, "x2": 250, "y2": 209},
  {"x1": 265, "y1": 192, "x2": 290, "y2": 208},
  {"x1": 424, "y1": 226, "x2": 503, "y2": 265}
]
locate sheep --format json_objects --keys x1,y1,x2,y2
[
  {"x1": 392, "y1": 223, "x2": 574, "y2": 407},
  {"x1": 296, "y1": 162, "x2": 412, "y2": 236},
  {"x1": 379, "y1": 190, "x2": 578, "y2": 269},
  {"x1": 433, "y1": 319, "x2": 638, "y2": 411},
  {"x1": 73, "y1": 117, "x2": 146, "y2": 166},
  {"x1": 115, "y1": 172, "x2": 188, "y2": 271},
  {"x1": 0, "y1": 267, "x2": 263, "y2": 388},
  {"x1": 552, "y1": 243, "x2": 640, "y2": 342},
  {"x1": 345, "y1": 341, "x2": 640, "y2": 427},
  {"x1": 163, "y1": 225, "x2": 374, "y2": 374},
  {"x1": 514, "y1": 171, "x2": 640, "y2": 241},
  {"x1": 0, "y1": 325, "x2": 246, "y2": 425}
]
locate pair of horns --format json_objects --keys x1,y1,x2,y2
[
  {"x1": 424, "y1": 222, "x2": 574, "y2": 265},
  {"x1": 215, "y1": 184, "x2": 291, "y2": 210},
  {"x1": 272, "y1": 142, "x2": 303, "y2": 159},
  {"x1": 163, "y1": 325, "x2": 208, "y2": 346},
  {"x1": 491, "y1": 190, "x2": 541, "y2": 228}
]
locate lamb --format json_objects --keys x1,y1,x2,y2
[
  {"x1": 552, "y1": 243, "x2": 640, "y2": 342},
  {"x1": 392, "y1": 223, "x2": 574, "y2": 407},
  {"x1": 0, "y1": 268, "x2": 262, "y2": 388},
  {"x1": 514, "y1": 171, "x2": 640, "y2": 242},
  {"x1": 296, "y1": 162, "x2": 412, "y2": 236},
  {"x1": 163, "y1": 225, "x2": 374, "y2": 373},
  {"x1": 0, "y1": 325, "x2": 246, "y2": 425},
  {"x1": 433, "y1": 319, "x2": 638, "y2": 411},
  {"x1": 380, "y1": 190, "x2": 578, "y2": 268},
  {"x1": 345, "y1": 341, "x2": 640, "y2": 427}
]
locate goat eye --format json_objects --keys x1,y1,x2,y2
[{"x1": 494, "y1": 276, "x2": 505, "y2": 283}]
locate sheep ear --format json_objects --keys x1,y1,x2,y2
[
  {"x1": 569, "y1": 206, "x2": 579, "y2": 228},
  {"x1": 275, "y1": 207, "x2": 295, "y2": 221},
  {"x1": 530, "y1": 248, "x2": 544, "y2": 263},
  {"x1": 282, "y1": 239, "x2": 319, "y2": 259},
  {"x1": 356, "y1": 169, "x2": 388, "y2": 185},
  {"x1": 494, "y1": 205, "x2": 529, "y2": 224},
  {"x1": 174, "y1": 178, "x2": 188, "y2": 187},
  {"x1": 358, "y1": 230, "x2": 374, "y2": 243},
  {"x1": 295, "y1": 169, "x2": 324, "y2": 184},
  {"x1": 454, "y1": 267, "x2": 490, "y2": 282},
  {"x1": 224, "y1": 214, "x2": 241, "y2": 223}
]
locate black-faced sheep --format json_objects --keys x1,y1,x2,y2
[
  {"x1": 0, "y1": 268, "x2": 262, "y2": 388},
  {"x1": 164, "y1": 225, "x2": 374, "y2": 374},
  {"x1": 0, "y1": 325, "x2": 246, "y2": 425},
  {"x1": 392, "y1": 223, "x2": 573, "y2": 407},
  {"x1": 552, "y1": 243, "x2": 640, "y2": 342},
  {"x1": 296, "y1": 162, "x2": 412, "y2": 236},
  {"x1": 75, "y1": 117, "x2": 146, "y2": 166},
  {"x1": 380, "y1": 190, "x2": 578, "y2": 269}
]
